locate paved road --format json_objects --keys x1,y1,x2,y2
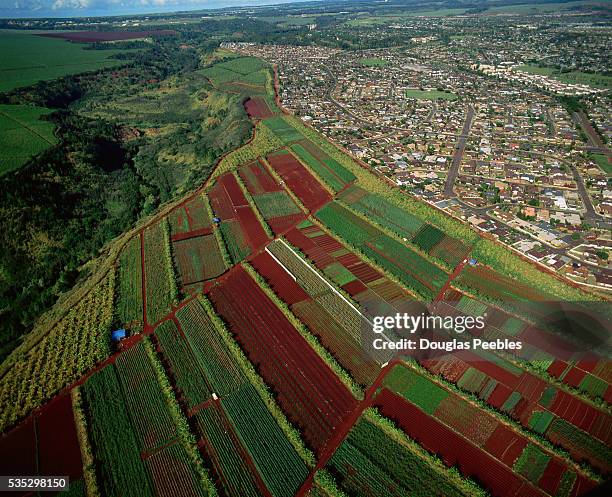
[{"x1": 444, "y1": 106, "x2": 475, "y2": 197}]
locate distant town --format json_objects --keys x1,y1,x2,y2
[{"x1": 225, "y1": 15, "x2": 612, "y2": 291}]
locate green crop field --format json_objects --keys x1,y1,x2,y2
[
  {"x1": 0, "y1": 104, "x2": 58, "y2": 175},
  {"x1": 360, "y1": 58, "x2": 389, "y2": 67},
  {"x1": 262, "y1": 116, "x2": 304, "y2": 144},
  {"x1": 589, "y1": 153, "x2": 612, "y2": 175},
  {"x1": 405, "y1": 89, "x2": 458, "y2": 100},
  {"x1": 0, "y1": 30, "x2": 133, "y2": 93},
  {"x1": 253, "y1": 191, "x2": 301, "y2": 219}
]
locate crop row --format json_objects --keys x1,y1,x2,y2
[
  {"x1": 252, "y1": 191, "x2": 301, "y2": 219},
  {"x1": 328, "y1": 411, "x2": 486, "y2": 497},
  {"x1": 423, "y1": 349, "x2": 611, "y2": 472},
  {"x1": 289, "y1": 143, "x2": 346, "y2": 193},
  {"x1": 251, "y1": 249, "x2": 379, "y2": 387},
  {"x1": 195, "y1": 401, "x2": 268, "y2": 497},
  {"x1": 173, "y1": 234, "x2": 226, "y2": 286},
  {"x1": 267, "y1": 151, "x2": 332, "y2": 212},
  {"x1": 377, "y1": 364, "x2": 598, "y2": 496},
  {"x1": 115, "y1": 342, "x2": 179, "y2": 451},
  {"x1": 208, "y1": 265, "x2": 357, "y2": 456},
  {"x1": 83, "y1": 340, "x2": 211, "y2": 497},
  {"x1": 154, "y1": 319, "x2": 212, "y2": 411},
  {"x1": 261, "y1": 116, "x2": 304, "y2": 144},
  {"x1": 238, "y1": 160, "x2": 281, "y2": 195},
  {"x1": 176, "y1": 299, "x2": 247, "y2": 399},
  {"x1": 82, "y1": 364, "x2": 154, "y2": 497},
  {"x1": 316, "y1": 201, "x2": 448, "y2": 300},
  {"x1": 221, "y1": 384, "x2": 309, "y2": 497},
  {"x1": 446, "y1": 291, "x2": 612, "y2": 411},
  {"x1": 144, "y1": 221, "x2": 178, "y2": 324},
  {"x1": 116, "y1": 235, "x2": 143, "y2": 329}
]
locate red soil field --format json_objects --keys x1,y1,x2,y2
[
  {"x1": 484, "y1": 424, "x2": 528, "y2": 466},
  {"x1": 40, "y1": 30, "x2": 176, "y2": 42},
  {"x1": 267, "y1": 152, "x2": 331, "y2": 212},
  {"x1": 239, "y1": 160, "x2": 280, "y2": 195},
  {"x1": 250, "y1": 251, "x2": 310, "y2": 305},
  {"x1": 488, "y1": 383, "x2": 513, "y2": 409},
  {"x1": 235, "y1": 206, "x2": 269, "y2": 250},
  {"x1": 563, "y1": 368, "x2": 588, "y2": 388},
  {"x1": 37, "y1": 395, "x2": 83, "y2": 480},
  {"x1": 244, "y1": 97, "x2": 274, "y2": 119},
  {"x1": 514, "y1": 374, "x2": 547, "y2": 401},
  {"x1": 209, "y1": 173, "x2": 269, "y2": 250},
  {"x1": 171, "y1": 226, "x2": 213, "y2": 242},
  {"x1": 208, "y1": 181, "x2": 235, "y2": 220},
  {"x1": 0, "y1": 418, "x2": 37, "y2": 478},
  {"x1": 267, "y1": 214, "x2": 305, "y2": 235},
  {"x1": 219, "y1": 174, "x2": 248, "y2": 208},
  {"x1": 373, "y1": 388, "x2": 544, "y2": 497},
  {"x1": 341, "y1": 279, "x2": 368, "y2": 296},
  {"x1": 0, "y1": 394, "x2": 83, "y2": 497},
  {"x1": 209, "y1": 266, "x2": 357, "y2": 455},
  {"x1": 538, "y1": 458, "x2": 565, "y2": 495},
  {"x1": 550, "y1": 391, "x2": 609, "y2": 442}
]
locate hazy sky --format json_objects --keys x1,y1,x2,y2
[{"x1": 0, "y1": 0, "x2": 311, "y2": 18}]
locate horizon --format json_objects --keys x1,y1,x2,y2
[{"x1": 0, "y1": 0, "x2": 315, "y2": 20}]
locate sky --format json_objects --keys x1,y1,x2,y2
[{"x1": 0, "y1": 0, "x2": 311, "y2": 18}]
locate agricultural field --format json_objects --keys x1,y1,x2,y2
[
  {"x1": 209, "y1": 266, "x2": 357, "y2": 456},
  {"x1": 244, "y1": 96, "x2": 276, "y2": 119},
  {"x1": 208, "y1": 172, "x2": 270, "y2": 254},
  {"x1": 0, "y1": 395, "x2": 85, "y2": 492},
  {"x1": 81, "y1": 341, "x2": 210, "y2": 497},
  {"x1": 317, "y1": 202, "x2": 449, "y2": 300},
  {"x1": 173, "y1": 234, "x2": 226, "y2": 286},
  {"x1": 262, "y1": 116, "x2": 305, "y2": 144},
  {"x1": 0, "y1": 271, "x2": 115, "y2": 432},
  {"x1": 116, "y1": 235, "x2": 143, "y2": 330},
  {"x1": 267, "y1": 151, "x2": 332, "y2": 211},
  {"x1": 339, "y1": 186, "x2": 470, "y2": 268},
  {"x1": 327, "y1": 411, "x2": 485, "y2": 497},
  {"x1": 200, "y1": 56, "x2": 272, "y2": 94},
  {"x1": 375, "y1": 364, "x2": 599, "y2": 497},
  {"x1": 289, "y1": 141, "x2": 356, "y2": 193},
  {"x1": 0, "y1": 30, "x2": 135, "y2": 92},
  {"x1": 0, "y1": 104, "x2": 58, "y2": 175},
  {"x1": 143, "y1": 221, "x2": 178, "y2": 325},
  {"x1": 2, "y1": 25, "x2": 611, "y2": 497},
  {"x1": 260, "y1": 239, "x2": 381, "y2": 386}
]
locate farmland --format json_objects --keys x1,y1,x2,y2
[
  {"x1": 209, "y1": 266, "x2": 357, "y2": 456},
  {"x1": 144, "y1": 221, "x2": 178, "y2": 325},
  {"x1": 316, "y1": 201, "x2": 449, "y2": 299},
  {"x1": 0, "y1": 30, "x2": 135, "y2": 92},
  {"x1": 0, "y1": 104, "x2": 58, "y2": 175},
  {"x1": 0, "y1": 271, "x2": 114, "y2": 433},
  {"x1": 374, "y1": 364, "x2": 599, "y2": 497},
  {"x1": 116, "y1": 235, "x2": 143, "y2": 330},
  {"x1": 1, "y1": 23, "x2": 611, "y2": 497},
  {"x1": 81, "y1": 341, "x2": 211, "y2": 497}
]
